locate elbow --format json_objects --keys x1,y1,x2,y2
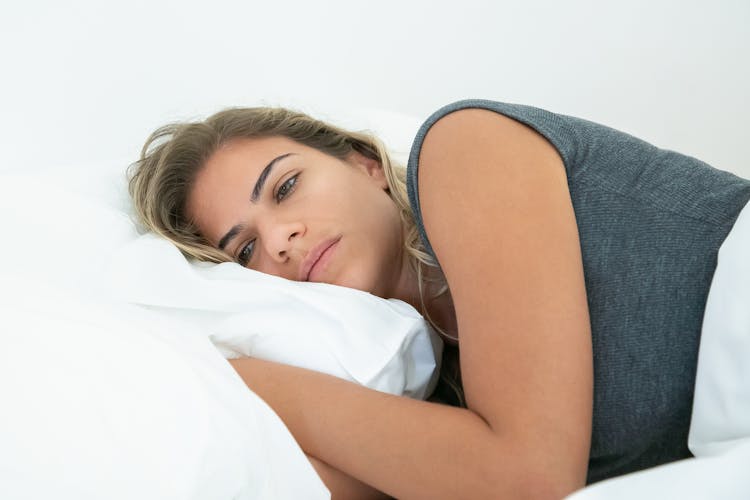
[
  {"x1": 515, "y1": 477, "x2": 585, "y2": 500},
  {"x1": 511, "y1": 432, "x2": 589, "y2": 499},
  {"x1": 474, "y1": 447, "x2": 586, "y2": 500},
  {"x1": 514, "y1": 460, "x2": 586, "y2": 500}
]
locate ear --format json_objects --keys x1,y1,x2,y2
[{"x1": 347, "y1": 151, "x2": 389, "y2": 190}]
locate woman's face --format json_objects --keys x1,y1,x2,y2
[{"x1": 186, "y1": 136, "x2": 408, "y2": 299}]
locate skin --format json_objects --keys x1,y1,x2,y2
[{"x1": 188, "y1": 109, "x2": 593, "y2": 499}]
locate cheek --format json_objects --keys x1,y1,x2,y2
[
  {"x1": 254, "y1": 256, "x2": 290, "y2": 280},
  {"x1": 336, "y1": 255, "x2": 383, "y2": 295},
  {"x1": 360, "y1": 202, "x2": 404, "y2": 270}
]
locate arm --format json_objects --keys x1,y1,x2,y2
[
  {"x1": 231, "y1": 108, "x2": 593, "y2": 499},
  {"x1": 306, "y1": 453, "x2": 391, "y2": 500}
]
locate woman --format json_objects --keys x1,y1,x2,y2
[{"x1": 129, "y1": 99, "x2": 750, "y2": 499}]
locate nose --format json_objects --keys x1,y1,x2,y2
[{"x1": 260, "y1": 219, "x2": 305, "y2": 263}]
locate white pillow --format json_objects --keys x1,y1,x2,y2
[
  {"x1": 106, "y1": 234, "x2": 442, "y2": 399},
  {"x1": 689, "y1": 200, "x2": 750, "y2": 456}
]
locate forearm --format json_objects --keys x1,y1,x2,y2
[{"x1": 230, "y1": 358, "x2": 573, "y2": 500}]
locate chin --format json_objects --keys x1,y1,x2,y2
[{"x1": 333, "y1": 274, "x2": 379, "y2": 296}]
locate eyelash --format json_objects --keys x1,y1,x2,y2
[{"x1": 237, "y1": 173, "x2": 299, "y2": 266}]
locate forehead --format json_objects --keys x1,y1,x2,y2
[
  {"x1": 193, "y1": 136, "x2": 302, "y2": 195},
  {"x1": 206, "y1": 135, "x2": 302, "y2": 170}
]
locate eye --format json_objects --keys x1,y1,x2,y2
[
  {"x1": 237, "y1": 239, "x2": 256, "y2": 266},
  {"x1": 275, "y1": 174, "x2": 299, "y2": 203}
]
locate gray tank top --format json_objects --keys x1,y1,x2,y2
[{"x1": 405, "y1": 99, "x2": 750, "y2": 483}]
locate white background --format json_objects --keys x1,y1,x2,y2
[{"x1": 0, "y1": 0, "x2": 748, "y2": 176}]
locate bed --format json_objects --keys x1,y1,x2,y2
[
  {"x1": 2, "y1": 2, "x2": 749, "y2": 497},
  {"x1": 2, "y1": 106, "x2": 749, "y2": 499}
]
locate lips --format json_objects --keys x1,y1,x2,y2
[{"x1": 298, "y1": 237, "x2": 341, "y2": 281}]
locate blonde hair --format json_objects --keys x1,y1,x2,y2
[{"x1": 128, "y1": 106, "x2": 450, "y2": 336}]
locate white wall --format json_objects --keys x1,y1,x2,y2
[{"x1": 1, "y1": 0, "x2": 748, "y2": 176}]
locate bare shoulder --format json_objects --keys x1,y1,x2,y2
[
  {"x1": 420, "y1": 107, "x2": 565, "y2": 170},
  {"x1": 417, "y1": 107, "x2": 576, "y2": 305},
  {"x1": 418, "y1": 107, "x2": 566, "y2": 208},
  {"x1": 417, "y1": 107, "x2": 593, "y2": 487}
]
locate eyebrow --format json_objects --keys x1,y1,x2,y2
[
  {"x1": 251, "y1": 152, "x2": 296, "y2": 203},
  {"x1": 217, "y1": 152, "x2": 296, "y2": 252},
  {"x1": 218, "y1": 224, "x2": 244, "y2": 251}
]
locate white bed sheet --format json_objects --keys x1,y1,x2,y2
[
  {"x1": 0, "y1": 272, "x2": 329, "y2": 500},
  {"x1": 567, "y1": 439, "x2": 750, "y2": 500}
]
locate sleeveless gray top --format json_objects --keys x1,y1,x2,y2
[{"x1": 405, "y1": 99, "x2": 750, "y2": 483}]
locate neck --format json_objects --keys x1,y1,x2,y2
[{"x1": 392, "y1": 255, "x2": 457, "y2": 342}]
